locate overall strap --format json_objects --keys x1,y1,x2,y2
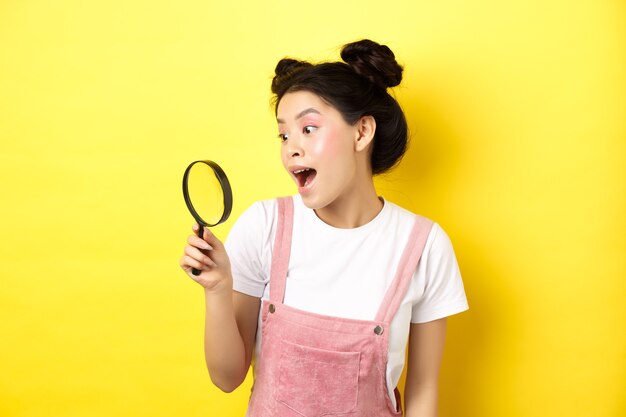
[
  {"x1": 269, "y1": 196, "x2": 294, "y2": 303},
  {"x1": 375, "y1": 216, "x2": 434, "y2": 323}
]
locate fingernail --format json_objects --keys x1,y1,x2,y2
[{"x1": 202, "y1": 243, "x2": 213, "y2": 250}]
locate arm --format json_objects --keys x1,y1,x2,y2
[
  {"x1": 181, "y1": 225, "x2": 260, "y2": 392},
  {"x1": 204, "y1": 288, "x2": 260, "y2": 392},
  {"x1": 404, "y1": 318, "x2": 447, "y2": 417}
]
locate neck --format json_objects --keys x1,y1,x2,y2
[{"x1": 313, "y1": 180, "x2": 383, "y2": 229}]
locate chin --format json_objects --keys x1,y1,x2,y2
[
  {"x1": 299, "y1": 191, "x2": 337, "y2": 211},
  {"x1": 299, "y1": 194, "x2": 323, "y2": 210}
]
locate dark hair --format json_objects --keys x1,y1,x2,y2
[{"x1": 271, "y1": 39, "x2": 408, "y2": 175}]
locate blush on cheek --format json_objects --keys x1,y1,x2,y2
[{"x1": 311, "y1": 125, "x2": 348, "y2": 160}]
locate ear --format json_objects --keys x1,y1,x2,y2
[{"x1": 354, "y1": 116, "x2": 376, "y2": 152}]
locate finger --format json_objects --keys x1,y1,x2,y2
[
  {"x1": 179, "y1": 256, "x2": 189, "y2": 270},
  {"x1": 183, "y1": 255, "x2": 207, "y2": 271},
  {"x1": 192, "y1": 223, "x2": 206, "y2": 240},
  {"x1": 187, "y1": 235, "x2": 213, "y2": 250},
  {"x1": 202, "y1": 227, "x2": 223, "y2": 247},
  {"x1": 184, "y1": 245, "x2": 217, "y2": 267}
]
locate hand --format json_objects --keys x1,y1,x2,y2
[{"x1": 179, "y1": 223, "x2": 232, "y2": 293}]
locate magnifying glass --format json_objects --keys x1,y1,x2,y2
[{"x1": 182, "y1": 160, "x2": 233, "y2": 276}]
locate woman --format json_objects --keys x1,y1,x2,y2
[{"x1": 180, "y1": 39, "x2": 468, "y2": 417}]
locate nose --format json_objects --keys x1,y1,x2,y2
[{"x1": 285, "y1": 134, "x2": 303, "y2": 158}]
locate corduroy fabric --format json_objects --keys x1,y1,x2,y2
[{"x1": 248, "y1": 196, "x2": 433, "y2": 417}]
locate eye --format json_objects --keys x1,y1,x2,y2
[
  {"x1": 278, "y1": 133, "x2": 289, "y2": 142},
  {"x1": 303, "y1": 126, "x2": 317, "y2": 134}
]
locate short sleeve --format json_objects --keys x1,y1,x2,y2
[
  {"x1": 411, "y1": 223, "x2": 469, "y2": 323},
  {"x1": 224, "y1": 200, "x2": 275, "y2": 298}
]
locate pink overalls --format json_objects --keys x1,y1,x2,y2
[{"x1": 248, "y1": 197, "x2": 433, "y2": 417}]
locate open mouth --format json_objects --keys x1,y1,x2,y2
[{"x1": 293, "y1": 168, "x2": 317, "y2": 188}]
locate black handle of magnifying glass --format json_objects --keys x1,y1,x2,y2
[{"x1": 192, "y1": 224, "x2": 204, "y2": 276}]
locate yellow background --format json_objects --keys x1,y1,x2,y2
[{"x1": 1, "y1": 1, "x2": 624, "y2": 416}]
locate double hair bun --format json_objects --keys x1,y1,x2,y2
[{"x1": 272, "y1": 39, "x2": 403, "y2": 94}]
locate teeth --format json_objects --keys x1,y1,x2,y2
[{"x1": 294, "y1": 168, "x2": 311, "y2": 174}]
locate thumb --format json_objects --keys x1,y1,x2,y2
[{"x1": 202, "y1": 227, "x2": 225, "y2": 249}]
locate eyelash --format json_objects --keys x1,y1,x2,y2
[{"x1": 278, "y1": 126, "x2": 317, "y2": 142}]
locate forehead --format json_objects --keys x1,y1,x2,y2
[{"x1": 276, "y1": 91, "x2": 336, "y2": 120}]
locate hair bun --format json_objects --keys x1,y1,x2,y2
[
  {"x1": 340, "y1": 39, "x2": 403, "y2": 89},
  {"x1": 272, "y1": 58, "x2": 313, "y2": 95}
]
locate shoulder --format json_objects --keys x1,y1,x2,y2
[
  {"x1": 228, "y1": 197, "x2": 281, "y2": 229},
  {"x1": 426, "y1": 222, "x2": 456, "y2": 255},
  {"x1": 381, "y1": 200, "x2": 455, "y2": 260},
  {"x1": 225, "y1": 197, "x2": 278, "y2": 248},
  {"x1": 243, "y1": 197, "x2": 279, "y2": 219},
  {"x1": 225, "y1": 198, "x2": 283, "y2": 296},
  {"x1": 381, "y1": 199, "x2": 436, "y2": 236},
  {"x1": 382, "y1": 199, "x2": 433, "y2": 222}
]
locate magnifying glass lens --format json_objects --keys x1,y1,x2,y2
[
  {"x1": 183, "y1": 159, "x2": 233, "y2": 276},
  {"x1": 187, "y1": 162, "x2": 225, "y2": 226}
]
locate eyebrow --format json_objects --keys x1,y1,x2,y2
[{"x1": 277, "y1": 108, "x2": 321, "y2": 124}]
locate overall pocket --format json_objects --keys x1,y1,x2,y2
[{"x1": 277, "y1": 340, "x2": 361, "y2": 417}]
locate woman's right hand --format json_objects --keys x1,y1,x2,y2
[{"x1": 179, "y1": 223, "x2": 233, "y2": 293}]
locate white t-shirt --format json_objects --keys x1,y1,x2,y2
[{"x1": 225, "y1": 194, "x2": 468, "y2": 406}]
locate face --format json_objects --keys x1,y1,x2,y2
[{"x1": 276, "y1": 91, "x2": 362, "y2": 210}]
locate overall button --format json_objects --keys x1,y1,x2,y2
[
  {"x1": 269, "y1": 304, "x2": 276, "y2": 313},
  {"x1": 374, "y1": 325, "x2": 384, "y2": 335}
]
